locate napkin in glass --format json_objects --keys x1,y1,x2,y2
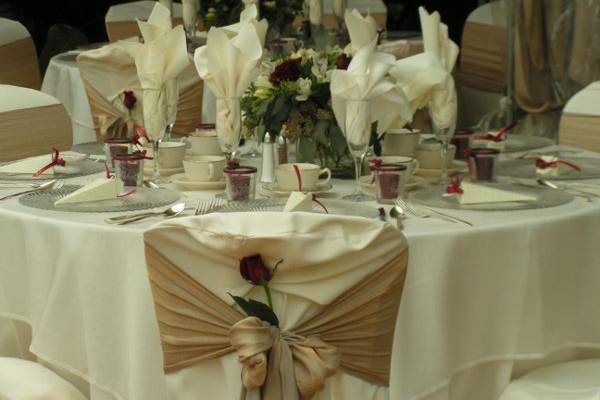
[
  {"x1": 344, "y1": 9, "x2": 378, "y2": 55},
  {"x1": 221, "y1": 4, "x2": 268, "y2": 47},
  {"x1": 330, "y1": 40, "x2": 411, "y2": 147},
  {"x1": 194, "y1": 22, "x2": 263, "y2": 148},
  {"x1": 389, "y1": 7, "x2": 459, "y2": 130}
]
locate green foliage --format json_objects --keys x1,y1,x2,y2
[{"x1": 229, "y1": 294, "x2": 280, "y2": 327}]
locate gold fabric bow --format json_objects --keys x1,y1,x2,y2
[{"x1": 229, "y1": 317, "x2": 340, "y2": 400}]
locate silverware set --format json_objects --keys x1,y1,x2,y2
[
  {"x1": 0, "y1": 179, "x2": 64, "y2": 201},
  {"x1": 104, "y1": 198, "x2": 224, "y2": 225},
  {"x1": 395, "y1": 198, "x2": 473, "y2": 226}
]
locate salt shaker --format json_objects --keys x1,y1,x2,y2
[
  {"x1": 276, "y1": 135, "x2": 288, "y2": 165},
  {"x1": 260, "y1": 131, "x2": 275, "y2": 184}
]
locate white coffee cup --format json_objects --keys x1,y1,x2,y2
[
  {"x1": 183, "y1": 155, "x2": 226, "y2": 182},
  {"x1": 275, "y1": 163, "x2": 331, "y2": 191},
  {"x1": 185, "y1": 129, "x2": 222, "y2": 156},
  {"x1": 144, "y1": 141, "x2": 187, "y2": 169},
  {"x1": 415, "y1": 143, "x2": 456, "y2": 170},
  {"x1": 382, "y1": 129, "x2": 421, "y2": 156},
  {"x1": 378, "y1": 156, "x2": 420, "y2": 179}
]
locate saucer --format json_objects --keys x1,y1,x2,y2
[
  {"x1": 171, "y1": 173, "x2": 226, "y2": 190},
  {"x1": 415, "y1": 161, "x2": 466, "y2": 179},
  {"x1": 144, "y1": 166, "x2": 184, "y2": 177},
  {"x1": 261, "y1": 182, "x2": 333, "y2": 197},
  {"x1": 359, "y1": 175, "x2": 425, "y2": 192}
]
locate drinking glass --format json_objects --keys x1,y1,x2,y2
[
  {"x1": 163, "y1": 80, "x2": 179, "y2": 142},
  {"x1": 468, "y1": 148, "x2": 500, "y2": 182},
  {"x1": 113, "y1": 153, "x2": 145, "y2": 188},
  {"x1": 342, "y1": 100, "x2": 374, "y2": 202},
  {"x1": 143, "y1": 86, "x2": 169, "y2": 184},
  {"x1": 224, "y1": 165, "x2": 257, "y2": 201},
  {"x1": 215, "y1": 97, "x2": 242, "y2": 160},
  {"x1": 371, "y1": 163, "x2": 407, "y2": 204},
  {"x1": 429, "y1": 106, "x2": 456, "y2": 187}
]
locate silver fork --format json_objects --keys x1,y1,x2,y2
[
  {"x1": 194, "y1": 198, "x2": 220, "y2": 215},
  {"x1": 396, "y1": 198, "x2": 473, "y2": 226}
]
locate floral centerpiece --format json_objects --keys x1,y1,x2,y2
[{"x1": 241, "y1": 47, "x2": 353, "y2": 168}]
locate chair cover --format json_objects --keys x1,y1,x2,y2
[
  {"x1": 0, "y1": 18, "x2": 41, "y2": 90},
  {"x1": 457, "y1": 1, "x2": 507, "y2": 128},
  {"x1": 143, "y1": 213, "x2": 408, "y2": 400},
  {"x1": 0, "y1": 85, "x2": 72, "y2": 161},
  {"x1": 0, "y1": 357, "x2": 87, "y2": 400},
  {"x1": 77, "y1": 44, "x2": 203, "y2": 140},
  {"x1": 105, "y1": 1, "x2": 183, "y2": 42},
  {"x1": 558, "y1": 82, "x2": 600, "y2": 152},
  {"x1": 499, "y1": 359, "x2": 600, "y2": 400}
]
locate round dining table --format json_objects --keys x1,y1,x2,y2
[{"x1": 1, "y1": 144, "x2": 600, "y2": 400}]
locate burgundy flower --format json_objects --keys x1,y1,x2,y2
[
  {"x1": 270, "y1": 58, "x2": 302, "y2": 84},
  {"x1": 123, "y1": 90, "x2": 137, "y2": 110},
  {"x1": 336, "y1": 53, "x2": 352, "y2": 70},
  {"x1": 240, "y1": 254, "x2": 272, "y2": 285}
]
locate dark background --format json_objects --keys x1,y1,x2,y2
[{"x1": 0, "y1": 0, "x2": 478, "y2": 55}]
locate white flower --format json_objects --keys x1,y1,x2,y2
[
  {"x1": 255, "y1": 75, "x2": 273, "y2": 90},
  {"x1": 311, "y1": 57, "x2": 329, "y2": 82},
  {"x1": 295, "y1": 78, "x2": 312, "y2": 101}
]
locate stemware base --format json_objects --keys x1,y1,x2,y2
[{"x1": 342, "y1": 192, "x2": 375, "y2": 202}]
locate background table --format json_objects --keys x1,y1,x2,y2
[
  {"x1": 1, "y1": 145, "x2": 600, "y2": 400},
  {"x1": 41, "y1": 51, "x2": 97, "y2": 145}
]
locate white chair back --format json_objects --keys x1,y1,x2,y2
[
  {"x1": 0, "y1": 18, "x2": 41, "y2": 90},
  {"x1": 105, "y1": 1, "x2": 183, "y2": 42},
  {"x1": 143, "y1": 213, "x2": 408, "y2": 400},
  {"x1": 0, "y1": 85, "x2": 72, "y2": 161}
]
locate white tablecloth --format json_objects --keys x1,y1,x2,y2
[
  {"x1": 1, "y1": 146, "x2": 600, "y2": 400},
  {"x1": 41, "y1": 52, "x2": 97, "y2": 145}
]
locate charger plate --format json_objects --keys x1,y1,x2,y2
[
  {"x1": 0, "y1": 159, "x2": 105, "y2": 181},
  {"x1": 410, "y1": 182, "x2": 573, "y2": 211},
  {"x1": 212, "y1": 198, "x2": 378, "y2": 219},
  {"x1": 504, "y1": 135, "x2": 554, "y2": 153},
  {"x1": 498, "y1": 157, "x2": 600, "y2": 180},
  {"x1": 19, "y1": 185, "x2": 180, "y2": 212}
]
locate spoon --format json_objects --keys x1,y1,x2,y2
[
  {"x1": 143, "y1": 180, "x2": 160, "y2": 189},
  {"x1": 537, "y1": 178, "x2": 598, "y2": 200},
  {"x1": 105, "y1": 202, "x2": 186, "y2": 225},
  {"x1": 389, "y1": 205, "x2": 405, "y2": 229},
  {"x1": 0, "y1": 179, "x2": 62, "y2": 201}
]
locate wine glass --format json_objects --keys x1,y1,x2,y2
[
  {"x1": 182, "y1": 1, "x2": 198, "y2": 43},
  {"x1": 428, "y1": 106, "x2": 456, "y2": 188},
  {"x1": 163, "y1": 79, "x2": 179, "y2": 142},
  {"x1": 342, "y1": 99, "x2": 374, "y2": 202},
  {"x1": 143, "y1": 87, "x2": 169, "y2": 185},
  {"x1": 215, "y1": 97, "x2": 242, "y2": 161}
]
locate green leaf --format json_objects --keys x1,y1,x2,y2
[
  {"x1": 229, "y1": 294, "x2": 279, "y2": 327},
  {"x1": 298, "y1": 136, "x2": 316, "y2": 163},
  {"x1": 314, "y1": 120, "x2": 329, "y2": 146},
  {"x1": 329, "y1": 125, "x2": 348, "y2": 156}
]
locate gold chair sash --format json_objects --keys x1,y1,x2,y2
[
  {"x1": 0, "y1": 37, "x2": 41, "y2": 90},
  {"x1": 144, "y1": 243, "x2": 408, "y2": 399}
]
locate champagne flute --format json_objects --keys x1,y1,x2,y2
[
  {"x1": 215, "y1": 97, "x2": 242, "y2": 161},
  {"x1": 164, "y1": 79, "x2": 179, "y2": 142},
  {"x1": 342, "y1": 99, "x2": 374, "y2": 202},
  {"x1": 428, "y1": 106, "x2": 456, "y2": 187}
]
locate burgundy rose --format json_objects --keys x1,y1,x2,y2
[
  {"x1": 123, "y1": 90, "x2": 137, "y2": 110},
  {"x1": 240, "y1": 254, "x2": 272, "y2": 285},
  {"x1": 270, "y1": 58, "x2": 302, "y2": 84},
  {"x1": 336, "y1": 53, "x2": 352, "y2": 70}
]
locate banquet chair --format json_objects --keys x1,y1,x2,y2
[
  {"x1": 499, "y1": 359, "x2": 600, "y2": 399},
  {"x1": 558, "y1": 81, "x2": 600, "y2": 153},
  {"x1": 0, "y1": 357, "x2": 87, "y2": 400},
  {"x1": 0, "y1": 18, "x2": 41, "y2": 90},
  {"x1": 143, "y1": 213, "x2": 408, "y2": 400},
  {"x1": 0, "y1": 85, "x2": 72, "y2": 162},
  {"x1": 457, "y1": 0, "x2": 507, "y2": 128},
  {"x1": 105, "y1": 1, "x2": 183, "y2": 42},
  {"x1": 78, "y1": 44, "x2": 203, "y2": 140}
]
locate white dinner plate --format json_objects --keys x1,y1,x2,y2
[{"x1": 171, "y1": 173, "x2": 226, "y2": 190}]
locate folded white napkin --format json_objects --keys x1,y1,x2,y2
[
  {"x1": 137, "y1": 3, "x2": 187, "y2": 136},
  {"x1": 330, "y1": 40, "x2": 411, "y2": 147},
  {"x1": 344, "y1": 9, "x2": 378, "y2": 55},
  {"x1": 389, "y1": 7, "x2": 459, "y2": 130},
  {"x1": 0, "y1": 152, "x2": 87, "y2": 175},
  {"x1": 221, "y1": 4, "x2": 268, "y2": 47},
  {"x1": 120, "y1": 3, "x2": 189, "y2": 140},
  {"x1": 458, "y1": 182, "x2": 536, "y2": 205},
  {"x1": 194, "y1": 22, "x2": 263, "y2": 147}
]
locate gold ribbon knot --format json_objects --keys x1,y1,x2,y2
[{"x1": 229, "y1": 317, "x2": 340, "y2": 400}]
